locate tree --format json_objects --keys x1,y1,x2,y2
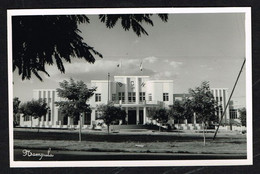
[
  {"x1": 189, "y1": 81, "x2": 219, "y2": 146},
  {"x1": 96, "y1": 104, "x2": 126, "y2": 134},
  {"x1": 19, "y1": 99, "x2": 48, "y2": 129},
  {"x1": 169, "y1": 99, "x2": 193, "y2": 131},
  {"x1": 239, "y1": 108, "x2": 246, "y2": 127},
  {"x1": 55, "y1": 78, "x2": 96, "y2": 141},
  {"x1": 13, "y1": 14, "x2": 168, "y2": 81},
  {"x1": 147, "y1": 107, "x2": 170, "y2": 132},
  {"x1": 13, "y1": 97, "x2": 21, "y2": 127}
]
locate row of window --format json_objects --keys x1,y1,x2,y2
[{"x1": 94, "y1": 92, "x2": 170, "y2": 102}]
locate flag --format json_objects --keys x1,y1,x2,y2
[
  {"x1": 117, "y1": 82, "x2": 123, "y2": 87},
  {"x1": 140, "y1": 61, "x2": 143, "y2": 71}
]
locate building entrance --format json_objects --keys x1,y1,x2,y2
[
  {"x1": 139, "y1": 110, "x2": 143, "y2": 124},
  {"x1": 128, "y1": 110, "x2": 136, "y2": 124}
]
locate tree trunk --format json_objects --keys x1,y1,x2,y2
[
  {"x1": 203, "y1": 122, "x2": 206, "y2": 146},
  {"x1": 107, "y1": 125, "x2": 110, "y2": 134},
  {"x1": 79, "y1": 113, "x2": 83, "y2": 142},
  {"x1": 178, "y1": 119, "x2": 180, "y2": 137},
  {"x1": 159, "y1": 122, "x2": 161, "y2": 132},
  {"x1": 31, "y1": 116, "x2": 33, "y2": 129}
]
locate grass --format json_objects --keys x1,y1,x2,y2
[{"x1": 13, "y1": 129, "x2": 247, "y2": 155}]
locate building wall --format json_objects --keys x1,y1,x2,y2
[
  {"x1": 211, "y1": 88, "x2": 230, "y2": 124},
  {"x1": 19, "y1": 76, "x2": 236, "y2": 130}
]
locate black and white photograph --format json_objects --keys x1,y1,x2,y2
[{"x1": 8, "y1": 8, "x2": 252, "y2": 167}]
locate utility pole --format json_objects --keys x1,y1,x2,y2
[{"x1": 213, "y1": 58, "x2": 246, "y2": 140}]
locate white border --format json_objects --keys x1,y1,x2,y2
[{"x1": 8, "y1": 7, "x2": 252, "y2": 167}]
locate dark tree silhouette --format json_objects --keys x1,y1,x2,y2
[
  {"x1": 13, "y1": 97, "x2": 21, "y2": 126},
  {"x1": 55, "y1": 78, "x2": 96, "y2": 141},
  {"x1": 97, "y1": 104, "x2": 126, "y2": 134},
  {"x1": 239, "y1": 107, "x2": 246, "y2": 127},
  {"x1": 147, "y1": 107, "x2": 170, "y2": 132},
  {"x1": 19, "y1": 99, "x2": 49, "y2": 129},
  {"x1": 13, "y1": 14, "x2": 168, "y2": 81},
  {"x1": 189, "y1": 81, "x2": 219, "y2": 146},
  {"x1": 169, "y1": 99, "x2": 193, "y2": 130}
]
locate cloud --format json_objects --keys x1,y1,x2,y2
[
  {"x1": 169, "y1": 61, "x2": 183, "y2": 68},
  {"x1": 143, "y1": 56, "x2": 158, "y2": 64},
  {"x1": 152, "y1": 71, "x2": 178, "y2": 80}
]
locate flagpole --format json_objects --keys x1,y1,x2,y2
[{"x1": 121, "y1": 59, "x2": 122, "y2": 76}]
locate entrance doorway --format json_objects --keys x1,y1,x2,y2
[
  {"x1": 139, "y1": 110, "x2": 143, "y2": 124},
  {"x1": 128, "y1": 110, "x2": 136, "y2": 124}
]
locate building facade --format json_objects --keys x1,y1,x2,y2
[
  {"x1": 20, "y1": 76, "x2": 174, "y2": 128},
  {"x1": 19, "y1": 75, "x2": 232, "y2": 130}
]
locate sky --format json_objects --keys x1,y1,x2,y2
[{"x1": 13, "y1": 12, "x2": 246, "y2": 107}]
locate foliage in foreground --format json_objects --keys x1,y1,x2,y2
[
  {"x1": 147, "y1": 107, "x2": 170, "y2": 131},
  {"x1": 239, "y1": 107, "x2": 246, "y2": 127},
  {"x1": 13, "y1": 14, "x2": 168, "y2": 81},
  {"x1": 189, "y1": 81, "x2": 219, "y2": 145},
  {"x1": 97, "y1": 104, "x2": 126, "y2": 134},
  {"x1": 19, "y1": 99, "x2": 49, "y2": 128}
]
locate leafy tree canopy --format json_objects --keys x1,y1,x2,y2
[
  {"x1": 169, "y1": 99, "x2": 193, "y2": 123},
  {"x1": 97, "y1": 104, "x2": 126, "y2": 133},
  {"x1": 19, "y1": 99, "x2": 48, "y2": 118},
  {"x1": 13, "y1": 97, "x2": 21, "y2": 115},
  {"x1": 55, "y1": 78, "x2": 96, "y2": 118},
  {"x1": 189, "y1": 81, "x2": 219, "y2": 124},
  {"x1": 147, "y1": 107, "x2": 170, "y2": 124},
  {"x1": 13, "y1": 14, "x2": 168, "y2": 81},
  {"x1": 239, "y1": 107, "x2": 246, "y2": 126}
]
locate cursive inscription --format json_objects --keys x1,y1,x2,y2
[{"x1": 22, "y1": 148, "x2": 54, "y2": 160}]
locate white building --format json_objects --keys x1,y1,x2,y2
[
  {"x1": 19, "y1": 75, "x2": 231, "y2": 130},
  {"x1": 20, "y1": 76, "x2": 174, "y2": 128}
]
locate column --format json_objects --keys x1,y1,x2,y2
[
  {"x1": 136, "y1": 107, "x2": 139, "y2": 125},
  {"x1": 51, "y1": 91, "x2": 56, "y2": 126},
  {"x1": 125, "y1": 77, "x2": 128, "y2": 104},
  {"x1": 136, "y1": 77, "x2": 139, "y2": 104},
  {"x1": 67, "y1": 117, "x2": 72, "y2": 127},
  {"x1": 90, "y1": 109, "x2": 96, "y2": 126},
  {"x1": 20, "y1": 114, "x2": 24, "y2": 126},
  {"x1": 143, "y1": 107, "x2": 147, "y2": 125},
  {"x1": 193, "y1": 113, "x2": 197, "y2": 124},
  {"x1": 54, "y1": 107, "x2": 59, "y2": 126}
]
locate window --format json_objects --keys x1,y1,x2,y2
[
  {"x1": 48, "y1": 109, "x2": 51, "y2": 121},
  {"x1": 219, "y1": 106, "x2": 223, "y2": 116},
  {"x1": 140, "y1": 92, "x2": 145, "y2": 102},
  {"x1": 24, "y1": 115, "x2": 30, "y2": 121},
  {"x1": 84, "y1": 111, "x2": 91, "y2": 125},
  {"x1": 163, "y1": 93, "x2": 169, "y2": 101},
  {"x1": 118, "y1": 92, "x2": 125, "y2": 102},
  {"x1": 148, "y1": 93, "x2": 152, "y2": 101},
  {"x1": 95, "y1": 93, "x2": 101, "y2": 102},
  {"x1": 230, "y1": 109, "x2": 238, "y2": 119},
  {"x1": 128, "y1": 92, "x2": 136, "y2": 102},
  {"x1": 128, "y1": 92, "x2": 132, "y2": 102}
]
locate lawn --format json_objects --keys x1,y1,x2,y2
[{"x1": 13, "y1": 129, "x2": 247, "y2": 155}]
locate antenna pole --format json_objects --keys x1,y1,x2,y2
[{"x1": 213, "y1": 58, "x2": 246, "y2": 140}]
